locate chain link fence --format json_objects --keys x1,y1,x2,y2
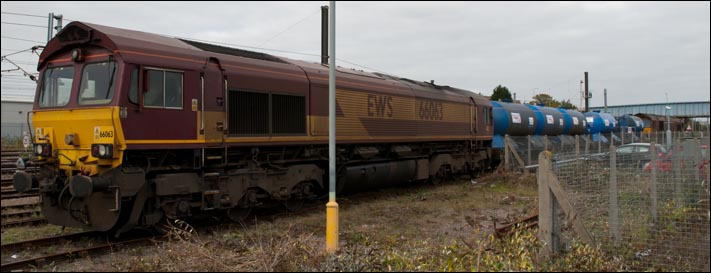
[
  {"x1": 1, "y1": 122, "x2": 31, "y2": 148},
  {"x1": 537, "y1": 132, "x2": 710, "y2": 271},
  {"x1": 502, "y1": 131, "x2": 708, "y2": 171}
]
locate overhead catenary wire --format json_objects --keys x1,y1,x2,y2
[
  {"x1": 1, "y1": 36, "x2": 45, "y2": 44},
  {"x1": 1, "y1": 21, "x2": 46, "y2": 28},
  {"x1": 2, "y1": 11, "x2": 387, "y2": 89},
  {"x1": 4, "y1": 10, "x2": 384, "y2": 75},
  {"x1": 1, "y1": 59, "x2": 38, "y2": 65},
  {"x1": 1, "y1": 11, "x2": 46, "y2": 18},
  {"x1": 1, "y1": 48, "x2": 33, "y2": 58},
  {"x1": 257, "y1": 9, "x2": 321, "y2": 48}
]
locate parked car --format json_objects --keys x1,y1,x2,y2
[
  {"x1": 643, "y1": 144, "x2": 709, "y2": 178},
  {"x1": 642, "y1": 160, "x2": 672, "y2": 172},
  {"x1": 588, "y1": 143, "x2": 669, "y2": 168}
]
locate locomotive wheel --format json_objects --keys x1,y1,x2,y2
[
  {"x1": 227, "y1": 207, "x2": 252, "y2": 222},
  {"x1": 283, "y1": 198, "x2": 305, "y2": 212}
]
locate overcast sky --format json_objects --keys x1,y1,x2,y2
[{"x1": 1, "y1": 1, "x2": 709, "y2": 107}]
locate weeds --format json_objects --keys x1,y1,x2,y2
[{"x1": 53, "y1": 174, "x2": 629, "y2": 271}]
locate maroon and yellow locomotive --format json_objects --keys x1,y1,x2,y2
[{"x1": 13, "y1": 22, "x2": 493, "y2": 234}]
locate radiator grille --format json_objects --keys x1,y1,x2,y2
[
  {"x1": 272, "y1": 94, "x2": 306, "y2": 135},
  {"x1": 228, "y1": 91, "x2": 305, "y2": 135},
  {"x1": 229, "y1": 91, "x2": 269, "y2": 135}
]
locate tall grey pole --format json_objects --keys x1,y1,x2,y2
[
  {"x1": 584, "y1": 72, "x2": 589, "y2": 112},
  {"x1": 325, "y1": 0, "x2": 339, "y2": 253},
  {"x1": 603, "y1": 88, "x2": 607, "y2": 112},
  {"x1": 666, "y1": 93, "x2": 671, "y2": 147},
  {"x1": 666, "y1": 108, "x2": 671, "y2": 147},
  {"x1": 47, "y1": 13, "x2": 55, "y2": 42},
  {"x1": 328, "y1": 0, "x2": 336, "y2": 207},
  {"x1": 47, "y1": 13, "x2": 63, "y2": 42},
  {"x1": 321, "y1": 6, "x2": 328, "y2": 65}
]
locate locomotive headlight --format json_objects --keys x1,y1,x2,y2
[
  {"x1": 91, "y1": 144, "x2": 113, "y2": 159},
  {"x1": 71, "y1": 48, "x2": 84, "y2": 62},
  {"x1": 34, "y1": 143, "x2": 52, "y2": 157}
]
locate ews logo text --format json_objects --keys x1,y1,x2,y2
[{"x1": 367, "y1": 94, "x2": 393, "y2": 117}]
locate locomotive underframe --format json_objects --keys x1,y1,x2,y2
[{"x1": 32, "y1": 139, "x2": 491, "y2": 234}]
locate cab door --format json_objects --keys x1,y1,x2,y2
[
  {"x1": 470, "y1": 97, "x2": 477, "y2": 135},
  {"x1": 201, "y1": 58, "x2": 225, "y2": 146}
]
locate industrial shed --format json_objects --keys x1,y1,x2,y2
[{"x1": 1, "y1": 99, "x2": 33, "y2": 139}]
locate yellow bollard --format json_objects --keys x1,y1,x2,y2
[{"x1": 326, "y1": 201, "x2": 339, "y2": 252}]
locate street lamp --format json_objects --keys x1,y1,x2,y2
[{"x1": 665, "y1": 105, "x2": 672, "y2": 148}]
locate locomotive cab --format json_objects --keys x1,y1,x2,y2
[{"x1": 13, "y1": 25, "x2": 130, "y2": 232}]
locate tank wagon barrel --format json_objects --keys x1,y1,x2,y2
[
  {"x1": 584, "y1": 111, "x2": 617, "y2": 135},
  {"x1": 616, "y1": 114, "x2": 645, "y2": 132},
  {"x1": 491, "y1": 101, "x2": 587, "y2": 137}
]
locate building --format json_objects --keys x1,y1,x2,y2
[{"x1": 1, "y1": 99, "x2": 34, "y2": 139}]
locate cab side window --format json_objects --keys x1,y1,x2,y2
[
  {"x1": 128, "y1": 68, "x2": 138, "y2": 104},
  {"x1": 144, "y1": 68, "x2": 183, "y2": 109}
]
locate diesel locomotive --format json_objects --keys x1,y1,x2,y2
[{"x1": 13, "y1": 22, "x2": 495, "y2": 235}]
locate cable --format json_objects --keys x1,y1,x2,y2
[
  {"x1": 2, "y1": 15, "x2": 385, "y2": 76},
  {"x1": 0, "y1": 48, "x2": 32, "y2": 58},
  {"x1": 335, "y1": 58, "x2": 387, "y2": 74},
  {"x1": 1, "y1": 36, "x2": 45, "y2": 44},
  {"x1": 1, "y1": 58, "x2": 38, "y2": 82},
  {"x1": 1, "y1": 11, "x2": 46, "y2": 18},
  {"x1": 257, "y1": 9, "x2": 320, "y2": 47},
  {"x1": 1, "y1": 21, "x2": 46, "y2": 28},
  {"x1": 177, "y1": 36, "x2": 321, "y2": 58},
  {"x1": 2, "y1": 71, "x2": 38, "y2": 76},
  {"x1": 1, "y1": 61, "x2": 37, "y2": 65},
  {"x1": 2, "y1": 48, "x2": 29, "y2": 52}
]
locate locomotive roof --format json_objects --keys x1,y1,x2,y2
[{"x1": 42, "y1": 21, "x2": 487, "y2": 101}]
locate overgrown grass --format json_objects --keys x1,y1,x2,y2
[
  {"x1": 1, "y1": 225, "x2": 83, "y2": 245},
  {"x1": 40, "y1": 173, "x2": 626, "y2": 271}
]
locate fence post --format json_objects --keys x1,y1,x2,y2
[
  {"x1": 609, "y1": 142, "x2": 621, "y2": 244},
  {"x1": 585, "y1": 134, "x2": 590, "y2": 156},
  {"x1": 674, "y1": 137, "x2": 683, "y2": 207},
  {"x1": 504, "y1": 134, "x2": 510, "y2": 171},
  {"x1": 694, "y1": 137, "x2": 701, "y2": 183},
  {"x1": 598, "y1": 134, "x2": 602, "y2": 154},
  {"x1": 544, "y1": 135, "x2": 549, "y2": 151},
  {"x1": 650, "y1": 142, "x2": 658, "y2": 224},
  {"x1": 537, "y1": 151, "x2": 558, "y2": 256},
  {"x1": 575, "y1": 135, "x2": 580, "y2": 158},
  {"x1": 527, "y1": 135, "x2": 532, "y2": 167}
]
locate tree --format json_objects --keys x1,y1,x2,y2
[
  {"x1": 531, "y1": 93, "x2": 559, "y2": 107},
  {"x1": 558, "y1": 99, "x2": 577, "y2": 110},
  {"x1": 531, "y1": 93, "x2": 577, "y2": 110},
  {"x1": 491, "y1": 85, "x2": 512, "y2": 101}
]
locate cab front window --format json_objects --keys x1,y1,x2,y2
[
  {"x1": 38, "y1": 66, "x2": 74, "y2": 108},
  {"x1": 78, "y1": 61, "x2": 118, "y2": 105}
]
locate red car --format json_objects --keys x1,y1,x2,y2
[
  {"x1": 643, "y1": 144, "x2": 709, "y2": 179},
  {"x1": 643, "y1": 160, "x2": 672, "y2": 172}
]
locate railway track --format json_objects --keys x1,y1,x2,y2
[
  {"x1": 0, "y1": 147, "x2": 43, "y2": 228},
  {"x1": 1, "y1": 230, "x2": 158, "y2": 271}
]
